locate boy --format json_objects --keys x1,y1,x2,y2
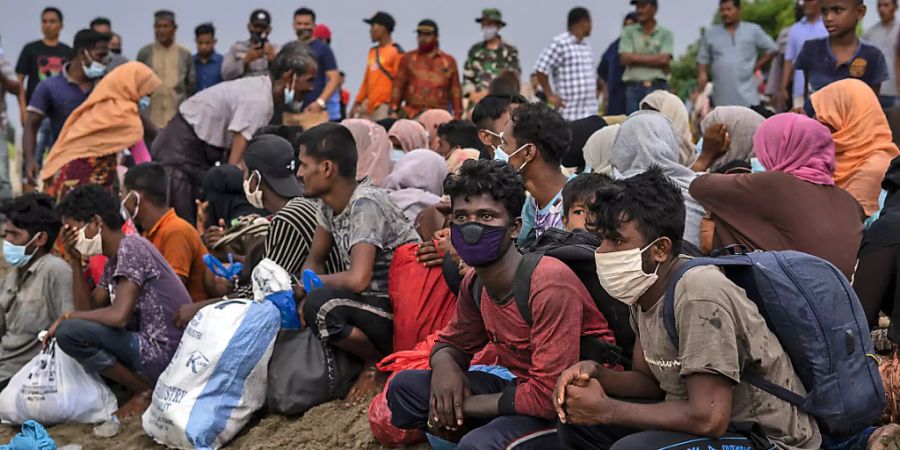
[
  {"x1": 298, "y1": 123, "x2": 420, "y2": 399},
  {"x1": 387, "y1": 159, "x2": 617, "y2": 450},
  {"x1": 50, "y1": 185, "x2": 191, "y2": 417},
  {"x1": 194, "y1": 23, "x2": 223, "y2": 92},
  {"x1": 561, "y1": 173, "x2": 612, "y2": 232},
  {"x1": 0, "y1": 194, "x2": 72, "y2": 389},
  {"x1": 471, "y1": 93, "x2": 527, "y2": 160},
  {"x1": 555, "y1": 168, "x2": 821, "y2": 449},
  {"x1": 794, "y1": 0, "x2": 889, "y2": 108}
]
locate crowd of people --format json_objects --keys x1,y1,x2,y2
[{"x1": 0, "y1": 0, "x2": 899, "y2": 449}]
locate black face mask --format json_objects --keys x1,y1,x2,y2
[{"x1": 110, "y1": 48, "x2": 122, "y2": 55}]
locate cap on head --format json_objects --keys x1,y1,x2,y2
[
  {"x1": 364, "y1": 11, "x2": 396, "y2": 33},
  {"x1": 476, "y1": 8, "x2": 506, "y2": 26},
  {"x1": 631, "y1": 0, "x2": 659, "y2": 6},
  {"x1": 249, "y1": 9, "x2": 271, "y2": 26},
  {"x1": 244, "y1": 135, "x2": 303, "y2": 198},
  {"x1": 154, "y1": 9, "x2": 175, "y2": 23},
  {"x1": 313, "y1": 24, "x2": 331, "y2": 40},
  {"x1": 416, "y1": 19, "x2": 439, "y2": 35}
]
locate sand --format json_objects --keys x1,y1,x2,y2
[{"x1": 0, "y1": 396, "x2": 431, "y2": 450}]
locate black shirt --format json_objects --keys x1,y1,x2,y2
[{"x1": 15, "y1": 40, "x2": 74, "y2": 103}]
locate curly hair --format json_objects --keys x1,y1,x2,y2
[
  {"x1": 0, "y1": 193, "x2": 61, "y2": 252},
  {"x1": 56, "y1": 184, "x2": 124, "y2": 230},
  {"x1": 510, "y1": 102, "x2": 572, "y2": 166},
  {"x1": 443, "y1": 159, "x2": 526, "y2": 220},
  {"x1": 587, "y1": 166, "x2": 684, "y2": 254}
]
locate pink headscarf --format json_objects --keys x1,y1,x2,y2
[
  {"x1": 388, "y1": 119, "x2": 429, "y2": 152},
  {"x1": 342, "y1": 119, "x2": 392, "y2": 186},
  {"x1": 752, "y1": 113, "x2": 836, "y2": 186},
  {"x1": 417, "y1": 109, "x2": 453, "y2": 151}
]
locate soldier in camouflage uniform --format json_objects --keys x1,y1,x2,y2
[{"x1": 463, "y1": 9, "x2": 521, "y2": 111}]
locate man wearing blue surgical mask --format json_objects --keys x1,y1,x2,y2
[
  {"x1": 0, "y1": 193, "x2": 72, "y2": 390},
  {"x1": 472, "y1": 93, "x2": 527, "y2": 160},
  {"x1": 23, "y1": 29, "x2": 109, "y2": 189},
  {"x1": 555, "y1": 168, "x2": 820, "y2": 450}
]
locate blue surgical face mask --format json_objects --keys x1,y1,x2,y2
[
  {"x1": 82, "y1": 51, "x2": 106, "y2": 79},
  {"x1": 484, "y1": 130, "x2": 509, "y2": 162},
  {"x1": 138, "y1": 96, "x2": 151, "y2": 110},
  {"x1": 3, "y1": 233, "x2": 40, "y2": 268},
  {"x1": 284, "y1": 74, "x2": 296, "y2": 105},
  {"x1": 750, "y1": 157, "x2": 766, "y2": 173},
  {"x1": 390, "y1": 149, "x2": 405, "y2": 165}
]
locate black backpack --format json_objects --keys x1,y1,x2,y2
[{"x1": 470, "y1": 229, "x2": 633, "y2": 368}]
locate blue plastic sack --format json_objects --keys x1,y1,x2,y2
[
  {"x1": 203, "y1": 253, "x2": 243, "y2": 281},
  {"x1": 266, "y1": 290, "x2": 301, "y2": 330}
]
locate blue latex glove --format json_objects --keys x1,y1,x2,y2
[
  {"x1": 203, "y1": 253, "x2": 244, "y2": 281},
  {"x1": 0, "y1": 420, "x2": 57, "y2": 450},
  {"x1": 302, "y1": 269, "x2": 323, "y2": 294}
]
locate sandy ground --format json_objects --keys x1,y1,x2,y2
[{"x1": 0, "y1": 396, "x2": 431, "y2": 450}]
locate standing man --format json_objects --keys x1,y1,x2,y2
[
  {"x1": 463, "y1": 9, "x2": 521, "y2": 110},
  {"x1": 16, "y1": 7, "x2": 73, "y2": 187},
  {"x1": 0, "y1": 51, "x2": 21, "y2": 200},
  {"x1": 89, "y1": 17, "x2": 127, "y2": 71},
  {"x1": 391, "y1": 20, "x2": 463, "y2": 119},
  {"x1": 781, "y1": 0, "x2": 826, "y2": 111},
  {"x1": 23, "y1": 30, "x2": 109, "y2": 188},
  {"x1": 864, "y1": 0, "x2": 900, "y2": 107},
  {"x1": 697, "y1": 0, "x2": 778, "y2": 108},
  {"x1": 137, "y1": 10, "x2": 195, "y2": 129},
  {"x1": 193, "y1": 23, "x2": 223, "y2": 92},
  {"x1": 534, "y1": 7, "x2": 599, "y2": 121},
  {"x1": 293, "y1": 8, "x2": 341, "y2": 115},
  {"x1": 597, "y1": 13, "x2": 638, "y2": 116},
  {"x1": 221, "y1": 9, "x2": 276, "y2": 81},
  {"x1": 351, "y1": 12, "x2": 401, "y2": 121},
  {"x1": 619, "y1": 0, "x2": 675, "y2": 114}
]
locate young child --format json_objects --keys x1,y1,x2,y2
[
  {"x1": 561, "y1": 173, "x2": 613, "y2": 231},
  {"x1": 794, "y1": 0, "x2": 889, "y2": 110}
]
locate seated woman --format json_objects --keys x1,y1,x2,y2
[
  {"x1": 384, "y1": 149, "x2": 448, "y2": 223},
  {"x1": 855, "y1": 156, "x2": 900, "y2": 331},
  {"x1": 691, "y1": 106, "x2": 765, "y2": 173},
  {"x1": 690, "y1": 113, "x2": 863, "y2": 280},
  {"x1": 640, "y1": 90, "x2": 696, "y2": 166},
  {"x1": 811, "y1": 79, "x2": 900, "y2": 217},
  {"x1": 48, "y1": 185, "x2": 191, "y2": 417},
  {"x1": 342, "y1": 118, "x2": 392, "y2": 187},
  {"x1": 40, "y1": 62, "x2": 161, "y2": 202}
]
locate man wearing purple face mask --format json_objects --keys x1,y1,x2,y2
[{"x1": 386, "y1": 159, "x2": 617, "y2": 450}]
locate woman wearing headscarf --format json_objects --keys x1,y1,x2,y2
[
  {"x1": 639, "y1": 90, "x2": 696, "y2": 166},
  {"x1": 41, "y1": 62, "x2": 161, "y2": 201},
  {"x1": 341, "y1": 118, "x2": 392, "y2": 186},
  {"x1": 583, "y1": 124, "x2": 619, "y2": 176},
  {"x1": 811, "y1": 78, "x2": 900, "y2": 217},
  {"x1": 610, "y1": 111, "x2": 704, "y2": 248},
  {"x1": 690, "y1": 113, "x2": 863, "y2": 279},
  {"x1": 388, "y1": 119, "x2": 429, "y2": 152},
  {"x1": 855, "y1": 156, "x2": 900, "y2": 331},
  {"x1": 384, "y1": 149, "x2": 448, "y2": 223},
  {"x1": 416, "y1": 109, "x2": 453, "y2": 151},
  {"x1": 693, "y1": 106, "x2": 765, "y2": 172}
]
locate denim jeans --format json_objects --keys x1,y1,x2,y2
[
  {"x1": 624, "y1": 80, "x2": 669, "y2": 115},
  {"x1": 0, "y1": 128, "x2": 11, "y2": 200},
  {"x1": 879, "y1": 95, "x2": 899, "y2": 109},
  {"x1": 22, "y1": 117, "x2": 53, "y2": 179},
  {"x1": 55, "y1": 318, "x2": 142, "y2": 376}
]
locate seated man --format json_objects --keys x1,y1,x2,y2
[
  {"x1": 436, "y1": 119, "x2": 485, "y2": 173},
  {"x1": 472, "y1": 93, "x2": 527, "y2": 161},
  {"x1": 122, "y1": 162, "x2": 209, "y2": 302},
  {"x1": 555, "y1": 167, "x2": 821, "y2": 450},
  {"x1": 387, "y1": 159, "x2": 618, "y2": 450},
  {"x1": 0, "y1": 194, "x2": 72, "y2": 389},
  {"x1": 298, "y1": 123, "x2": 420, "y2": 399},
  {"x1": 50, "y1": 185, "x2": 191, "y2": 417}
]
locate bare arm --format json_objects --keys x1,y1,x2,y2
[
  {"x1": 319, "y1": 69, "x2": 340, "y2": 105},
  {"x1": 0, "y1": 71, "x2": 20, "y2": 94},
  {"x1": 755, "y1": 52, "x2": 776, "y2": 73},
  {"x1": 16, "y1": 74, "x2": 26, "y2": 124},
  {"x1": 780, "y1": 59, "x2": 794, "y2": 97},
  {"x1": 301, "y1": 225, "x2": 334, "y2": 276},
  {"x1": 697, "y1": 63, "x2": 709, "y2": 90},
  {"x1": 69, "y1": 278, "x2": 140, "y2": 328},
  {"x1": 619, "y1": 52, "x2": 671, "y2": 68},
  {"x1": 227, "y1": 132, "x2": 249, "y2": 167},
  {"x1": 317, "y1": 242, "x2": 376, "y2": 294},
  {"x1": 23, "y1": 111, "x2": 45, "y2": 183},
  {"x1": 535, "y1": 71, "x2": 555, "y2": 99}
]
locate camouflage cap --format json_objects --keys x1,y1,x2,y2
[{"x1": 475, "y1": 8, "x2": 506, "y2": 26}]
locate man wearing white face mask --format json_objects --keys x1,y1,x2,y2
[
  {"x1": 472, "y1": 93, "x2": 527, "y2": 160},
  {"x1": 0, "y1": 194, "x2": 72, "y2": 390},
  {"x1": 463, "y1": 9, "x2": 521, "y2": 112},
  {"x1": 122, "y1": 162, "x2": 209, "y2": 302},
  {"x1": 23, "y1": 29, "x2": 109, "y2": 188},
  {"x1": 554, "y1": 168, "x2": 821, "y2": 450}
]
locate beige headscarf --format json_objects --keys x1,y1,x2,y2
[
  {"x1": 640, "y1": 90, "x2": 696, "y2": 166},
  {"x1": 700, "y1": 106, "x2": 766, "y2": 172},
  {"x1": 342, "y1": 118, "x2": 392, "y2": 186},
  {"x1": 583, "y1": 124, "x2": 620, "y2": 176}
]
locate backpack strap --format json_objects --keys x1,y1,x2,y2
[
  {"x1": 374, "y1": 46, "x2": 395, "y2": 81},
  {"x1": 662, "y1": 256, "x2": 753, "y2": 348},
  {"x1": 470, "y1": 275, "x2": 484, "y2": 310},
  {"x1": 512, "y1": 253, "x2": 543, "y2": 326}
]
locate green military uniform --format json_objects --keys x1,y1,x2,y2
[{"x1": 463, "y1": 9, "x2": 521, "y2": 100}]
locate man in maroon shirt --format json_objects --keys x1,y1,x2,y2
[{"x1": 386, "y1": 159, "x2": 617, "y2": 450}]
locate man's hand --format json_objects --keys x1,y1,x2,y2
[
  {"x1": 305, "y1": 101, "x2": 325, "y2": 114},
  {"x1": 173, "y1": 302, "x2": 204, "y2": 329},
  {"x1": 547, "y1": 94, "x2": 565, "y2": 109},
  {"x1": 243, "y1": 46, "x2": 266, "y2": 66},
  {"x1": 416, "y1": 240, "x2": 444, "y2": 268},
  {"x1": 564, "y1": 378, "x2": 613, "y2": 426},
  {"x1": 701, "y1": 123, "x2": 729, "y2": 160},
  {"x1": 264, "y1": 42, "x2": 276, "y2": 61},
  {"x1": 25, "y1": 158, "x2": 40, "y2": 185},
  {"x1": 429, "y1": 356, "x2": 469, "y2": 430},
  {"x1": 42, "y1": 313, "x2": 70, "y2": 350},
  {"x1": 555, "y1": 360, "x2": 602, "y2": 423},
  {"x1": 202, "y1": 219, "x2": 227, "y2": 249},
  {"x1": 60, "y1": 224, "x2": 83, "y2": 263},
  {"x1": 349, "y1": 102, "x2": 362, "y2": 118},
  {"x1": 195, "y1": 200, "x2": 209, "y2": 234},
  {"x1": 19, "y1": 109, "x2": 26, "y2": 128}
]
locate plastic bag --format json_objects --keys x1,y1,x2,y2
[{"x1": 0, "y1": 340, "x2": 116, "y2": 426}]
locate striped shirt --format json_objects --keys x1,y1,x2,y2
[{"x1": 266, "y1": 197, "x2": 344, "y2": 279}]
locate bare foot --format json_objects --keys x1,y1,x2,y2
[
  {"x1": 345, "y1": 365, "x2": 387, "y2": 404},
  {"x1": 114, "y1": 390, "x2": 152, "y2": 418}
]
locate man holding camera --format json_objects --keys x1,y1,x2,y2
[{"x1": 222, "y1": 9, "x2": 277, "y2": 81}]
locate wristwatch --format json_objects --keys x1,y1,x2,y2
[{"x1": 315, "y1": 98, "x2": 326, "y2": 109}]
